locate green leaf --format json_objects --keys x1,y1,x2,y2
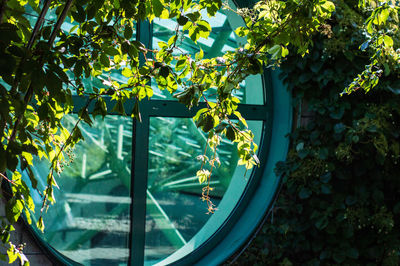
[
  {"x1": 193, "y1": 108, "x2": 208, "y2": 122},
  {"x1": 360, "y1": 40, "x2": 369, "y2": 51},
  {"x1": 6, "y1": 152, "x2": 18, "y2": 172},
  {"x1": 104, "y1": 46, "x2": 120, "y2": 56},
  {"x1": 268, "y1": 45, "x2": 282, "y2": 60},
  {"x1": 175, "y1": 58, "x2": 187, "y2": 71},
  {"x1": 73, "y1": 60, "x2": 83, "y2": 77},
  {"x1": 100, "y1": 53, "x2": 110, "y2": 67},
  {"x1": 111, "y1": 100, "x2": 126, "y2": 115},
  {"x1": 189, "y1": 27, "x2": 200, "y2": 42},
  {"x1": 315, "y1": 216, "x2": 328, "y2": 230},
  {"x1": 297, "y1": 148, "x2": 309, "y2": 159},
  {"x1": 92, "y1": 97, "x2": 107, "y2": 119},
  {"x1": 37, "y1": 216, "x2": 44, "y2": 232},
  {"x1": 131, "y1": 101, "x2": 142, "y2": 122},
  {"x1": 186, "y1": 12, "x2": 201, "y2": 22},
  {"x1": 26, "y1": 166, "x2": 38, "y2": 189},
  {"x1": 234, "y1": 111, "x2": 247, "y2": 128},
  {"x1": 320, "y1": 250, "x2": 331, "y2": 260},
  {"x1": 346, "y1": 248, "x2": 359, "y2": 259},
  {"x1": 320, "y1": 172, "x2": 331, "y2": 183},
  {"x1": 122, "y1": 67, "x2": 132, "y2": 77},
  {"x1": 334, "y1": 123, "x2": 345, "y2": 134},
  {"x1": 383, "y1": 35, "x2": 393, "y2": 47},
  {"x1": 195, "y1": 49, "x2": 204, "y2": 61},
  {"x1": 318, "y1": 147, "x2": 329, "y2": 159},
  {"x1": 235, "y1": 27, "x2": 249, "y2": 37},
  {"x1": 214, "y1": 122, "x2": 228, "y2": 133},
  {"x1": 86, "y1": 3, "x2": 97, "y2": 20},
  {"x1": 0, "y1": 231, "x2": 10, "y2": 244},
  {"x1": 296, "y1": 142, "x2": 304, "y2": 151},
  {"x1": 197, "y1": 20, "x2": 211, "y2": 38},
  {"x1": 72, "y1": 4, "x2": 86, "y2": 23},
  {"x1": 71, "y1": 126, "x2": 84, "y2": 144},
  {"x1": 159, "y1": 66, "x2": 170, "y2": 78},
  {"x1": 332, "y1": 250, "x2": 346, "y2": 263},
  {"x1": 177, "y1": 15, "x2": 189, "y2": 26},
  {"x1": 0, "y1": 23, "x2": 21, "y2": 43},
  {"x1": 124, "y1": 25, "x2": 133, "y2": 39},
  {"x1": 320, "y1": 184, "x2": 331, "y2": 194},
  {"x1": 345, "y1": 196, "x2": 357, "y2": 206},
  {"x1": 196, "y1": 169, "x2": 210, "y2": 184},
  {"x1": 373, "y1": 8, "x2": 389, "y2": 25},
  {"x1": 7, "y1": 246, "x2": 18, "y2": 264},
  {"x1": 281, "y1": 46, "x2": 289, "y2": 57},
  {"x1": 202, "y1": 115, "x2": 214, "y2": 132},
  {"x1": 320, "y1": 1, "x2": 335, "y2": 13},
  {"x1": 6, "y1": 198, "x2": 23, "y2": 224},
  {"x1": 152, "y1": 0, "x2": 163, "y2": 17},
  {"x1": 298, "y1": 187, "x2": 311, "y2": 199},
  {"x1": 79, "y1": 108, "x2": 93, "y2": 126}
]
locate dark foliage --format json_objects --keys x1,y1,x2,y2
[{"x1": 234, "y1": 2, "x2": 400, "y2": 265}]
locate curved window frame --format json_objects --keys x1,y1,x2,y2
[{"x1": 20, "y1": 1, "x2": 292, "y2": 265}]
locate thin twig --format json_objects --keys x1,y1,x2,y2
[
  {"x1": 40, "y1": 97, "x2": 92, "y2": 215},
  {"x1": 48, "y1": 0, "x2": 74, "y2": 45},
  {"x1": 10, "y1": 0, "x2": 52, "y2": 95},
  {"x1": 202, "y1": 135, "x2": 219, "y2": 214},
  {"x1": 27, "y1": 0, "x2": 52, "y2": 49},
  {"x1": 0, "y1": 172, "x2": 15, "y2": 185},
  {"x1": 4, "y1": 7, "x2": 56, "y2": 23},
  {"x1": 8, "y1": 0, "x2": 73, "y2": 144}
]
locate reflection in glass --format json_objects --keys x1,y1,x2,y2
[
  {"x1": 151, "y1": 7, "x2": 264, "y2": 105},
  {"x1": 24, "y1": 115, "x2": 132, "y2": 266},
  {"x1": 144, "y1": 117, "x2": 262, "y2": 263}
]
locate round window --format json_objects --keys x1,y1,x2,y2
[{"x1": 22, "y1": 1, "x2": 291, "y2": 265}]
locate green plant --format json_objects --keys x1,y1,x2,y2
[
  {"x1": 233, "y1": 1, "x2": 400, "y2": 265},
  {"x1": 3, "y1": 0, "x2": 398, "y2": 264}
]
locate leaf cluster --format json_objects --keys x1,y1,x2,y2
[
  {"x1": 232, "y1": 2, "x2": 400, "y2": 265},
  {"x1": 0, "y1": 0, "x2": 337, "y2": 264}
]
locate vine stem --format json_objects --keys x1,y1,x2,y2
[
  {"x1": 9, "y1": 0, "x2": 52, "y2": 96},
  {"x1": 227, "y1": 118, "x2": 253, "y2": 142},
  {"x1": 0, "y1": 172, "x2": 15, "y2": 185},
  {"x1": 40, "y1": 97, "x2": 92, "y2": 216},
  {"x1": 200, "y1": 142, "x2": 208, "y2": 170},
  {"x1": 202, "y1": 135, "x2": 219, "y2": 214},
  {"x1": 48, "y1": 0, "x2": 74, "y2": 45},
  {"x1": 8, "y1": 0, "x2": 72, "y2": 145}
]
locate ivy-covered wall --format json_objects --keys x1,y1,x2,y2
[{"x1": 233, "y1": 1, "x2": 400, "y2": 265}]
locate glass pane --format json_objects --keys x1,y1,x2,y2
[
  {"x1": 150, "y1": 7, "x2": 264, "y2": 104},
  {"x1": 144, "y1": 117, "x2": 262, "y2": 263},
  {"x1": 23, "y1": 115, "x2": 132, "y2": 266}
]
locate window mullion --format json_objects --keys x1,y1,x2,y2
[
  {"x1": 130, "y1": 115, "x2": 150, "y2": 266},
  {"x1": 129, "y1": 20, "x2": 152, "y2": 266}
]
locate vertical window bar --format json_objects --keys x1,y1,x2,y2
[
  {"x1": 129, "y1": 20, "x2": 152, "y2": 266},
  {"x1": 130, "y1": 117, "x2": 150, "y2": 266}
]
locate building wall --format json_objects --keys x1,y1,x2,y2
[{"x1": 0, "y1": 195, "x2": 51, "y2": 266}]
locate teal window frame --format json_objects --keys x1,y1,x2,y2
[{"x1": 20, "y1": 1, "x2": 292, "y2": 265}]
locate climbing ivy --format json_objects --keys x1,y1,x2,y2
[
  {"x1": 233, "y1": 1, "x2": 400, "y2": 265},
  {"x1": 0, "y1": 0, "x2": 337, "y2": 264},
  {"x1": 4, "y1": 0, "x2": 399, "y2": 264}
]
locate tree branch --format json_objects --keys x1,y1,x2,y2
[
  {"x1": 8, "y1": 0, "x2": 73, "y2": 145},
  {"x1": 0, "y1": 172, "x2": 15, "y2": 185},
  {"x1": 48, "y1": 0, "x2": 74, "y2": 46},
  {"x1": 27, "y1": 0, "x2": 52, "y2": 49}
]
